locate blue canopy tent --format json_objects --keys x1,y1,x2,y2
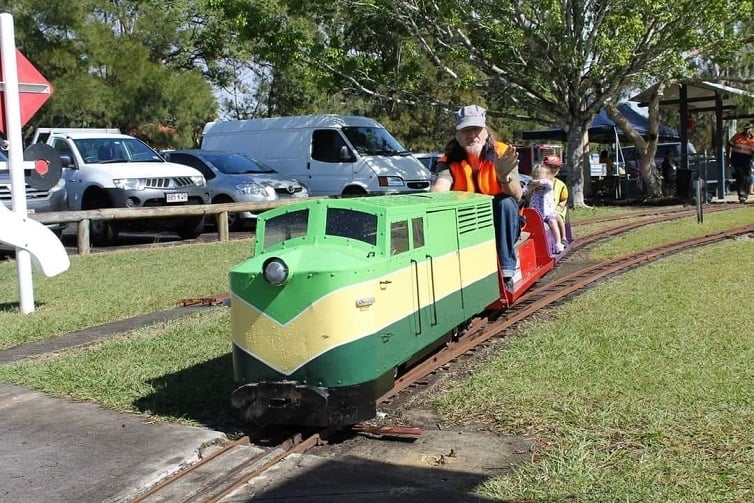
[
  {"x1": 520, "y1": 102, "x2": 681, "y2": 199},
  {"x1": 519, "y1": 102, "x2": 680, "y2": 144}
]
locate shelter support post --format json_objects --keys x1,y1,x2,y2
[
  {"x1": 715, "y1": 96, "x2": 725, "y2": 199},
  {"x1": 680, "y1": 84, "x2": 689, "y2": 171}
]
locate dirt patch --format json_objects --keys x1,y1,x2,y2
[{"x1": 308, "y1": 335, "x2": 534, "y2": 491}]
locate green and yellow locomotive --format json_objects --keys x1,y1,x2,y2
[{"x1": 230, "y1": 191, "x2": 556, "y2": 427}]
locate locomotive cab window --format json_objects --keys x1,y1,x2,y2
[
  {"x1": 412, "y1": 217, "x2": 424, "y2": 249},
  {"x1": 326, "y1": 208, "x2": 377, "y2": 245},
  {"x1": 390, "y1": 221, "x2": 409, "y2": 255},
  {"x1": 263, "y1": 209, "x2": 310, "y2": 249},
  {"x1": 390, "y1": 217, "x2": 424, "y2": 255}
]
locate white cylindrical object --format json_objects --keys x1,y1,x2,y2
[{"x1": 1, "y1": 13, "x2": 35, "y2": 314}]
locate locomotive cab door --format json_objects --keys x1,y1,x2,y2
[{"x1": 424, "y1": 209, "x2": 464, "y2": 332}]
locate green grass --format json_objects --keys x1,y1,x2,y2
[
  {"x1": 1, "y1": 206, "x2": 754, "y2": 498},
  {"x1": 571, "y1": 205, "x2": 754, "y2": 258},
  {"x1": 437, "y1": 238, "x2": 754, "y2": 502},
  {"x1": 588, "y1": 206, "x2": 754, "y2": 261},
  {"x1": 0, "y1": 239, "x2": 254, "y2": 349},
  {"x1": 568, "y1": 205, "x2": 654, "y2": 222},
  {"x1": 0, "y1": 308, "x2": 235, "y2": 425}
]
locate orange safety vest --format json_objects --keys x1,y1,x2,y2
[
  {"x1": 444, "y1": 141, "x2": 510, "y2": 195},
  {"x1": 729, "y1": 132, "x2": 754, "y2": 159}
]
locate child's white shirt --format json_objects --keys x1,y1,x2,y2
[{"x1": 529, "y1": 179, "x2": 557, "y2": 220}]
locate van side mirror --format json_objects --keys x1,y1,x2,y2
[{"x1": 59, "y1": 155, "x2": 73, "y2": 167}]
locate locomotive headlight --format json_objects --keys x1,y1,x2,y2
[{"x1": 263, "y1": 258, "x2": 289, "y2": 286}]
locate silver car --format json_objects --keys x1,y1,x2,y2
[
  {"x1": 413, "y1": 152, "x2": 442, "y2": 183},
  {"x1": 163, "y1": 150, "x2": 308, "y2": 230}
]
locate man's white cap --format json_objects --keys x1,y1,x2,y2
[{"x1": 454, "y1": 105, "x2": 486, "y2": 130}]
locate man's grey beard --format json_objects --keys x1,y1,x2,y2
[{"x1": 464, "y1": 143, "x2": 484, "y2": 156}]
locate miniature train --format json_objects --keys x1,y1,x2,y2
[{"x1": 229, "y1": 191, "x2": 571, "y2": 427}]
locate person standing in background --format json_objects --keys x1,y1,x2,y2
[
  {"x1": 599, "y1": 149, "x2": 614, "y2": 176},
  {"x1": 660, "y1": 151, "x2": 678, "y2": 197},
  {"x1": 727, "y1": 123, "x2": 754, "y2": 203}
]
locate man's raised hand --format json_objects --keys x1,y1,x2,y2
[{"x1": 494, "y1": 144, "x2": 519, "y2": 181}]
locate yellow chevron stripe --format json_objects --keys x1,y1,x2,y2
[{"x1": 231, "y1": 239, "x2": 497, "y2": 374}]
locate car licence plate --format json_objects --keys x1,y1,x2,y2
[{"x1": 166, "y1": 192, "x2": 188, "y2": 203}]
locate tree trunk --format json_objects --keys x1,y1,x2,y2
[
  {"x1": 640, "y1": 158, "x2": 663, "y2": 198},
  {"x1": 565, "y1": 125, "x2": 590, "y2": 208},
  {"x1": 604, "y1": 88, "x2": 666, "y2": 199}
]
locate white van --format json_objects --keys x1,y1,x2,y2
[{"x1": 201, "y1": 115, "x2": 432, "y2": 196}]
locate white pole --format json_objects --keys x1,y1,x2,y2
[{"x1": 0, "y1": 13, "x2": 35, "y2": 314}]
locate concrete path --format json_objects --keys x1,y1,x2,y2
[{"x1": 0, "y1": 383, "x2": 226, "y2": 503}]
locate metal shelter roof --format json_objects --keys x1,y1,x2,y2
[
  {"x1": 629, "y1": 80, "x2": 752, "y2": 115},
  {"x1": 630, "y1": 79, "x2": 754, "y2": 199}
]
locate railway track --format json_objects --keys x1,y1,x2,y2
[
  {"x1": 570, "y1": 204, "x2": 703, "y2": 226},
  {"x1": 129, "y1": 215, "x2": 754, "y2": 502},
  {"x1": 381, "y1": 223, "x2": 754, "y2": 406},
  {"x1": 131, "y1": 430, "x2": 326, "y2": 503}
]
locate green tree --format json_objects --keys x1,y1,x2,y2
[
  {"x1": 361, "y1": 0, "x2": 748, "y2": 204},
  {"x1": 3, "y1": 0, "x2": 220, "y2": 148},
  {"x1": 216, "y1": 0, "x2": 749, "y2": 203},
  {"x1": 208, "y1": 0, "x2": 476, "y2": 150}
]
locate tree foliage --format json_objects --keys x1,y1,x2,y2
[
  {"x1": 5, "y1": 0, "x2": 753, "y2": 187},
  {"x1": 2, "y1": 0, "x2": 221, "y2": 148},
  {"x1": 209, "y1": 0, "x2": 750, "y2": 203},
  {"x1": 354, "y1": 0, "x2": 748, "y2": 203}
]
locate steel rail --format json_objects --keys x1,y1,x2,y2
[{"x1": 130, "y1": 430, "x2": 328, "y2": 503}]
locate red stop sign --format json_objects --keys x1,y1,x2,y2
[{"x1": 0, "y1": 49, "x2": 53, "y2": 134}]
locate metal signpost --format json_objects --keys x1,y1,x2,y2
[{"x1": 0, "y1": 13, "x2": 60, "y2": 314}]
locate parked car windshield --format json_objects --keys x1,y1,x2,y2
[
  {"x1": 342, "y1": 126, "x2": 408, "y2": 156},
  {"x1": 201, "y1": 152, "x2": 277, "y2": 174},
  {"x1": 73, "y1": 138, "x2": 164, "y2": 163}
]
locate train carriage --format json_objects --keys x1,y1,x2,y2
[{"x1": 230, "y1": 191, "x2": 557, "y2": 427}]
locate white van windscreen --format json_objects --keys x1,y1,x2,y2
[{"x1": 342, "y1": 127, "x2": 408, "y2": 156}]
